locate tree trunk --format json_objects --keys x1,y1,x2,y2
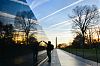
[
  {"x1": 26, "y1": 33, "x2": 29, "y2": 45},
  {"x1": 98, "y1": 35, "x2": 99, "y2": 42},
  {"x1": 82, "y1": 32, "x2": 85, "y2": 58}
]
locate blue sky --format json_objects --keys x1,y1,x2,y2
[{"x1": 26, "y1": 0, "x2": 100, "y2": 45}]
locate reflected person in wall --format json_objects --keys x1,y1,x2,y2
[{"x1": 29, "y1": 37, "x2": 42, "y2": 65}]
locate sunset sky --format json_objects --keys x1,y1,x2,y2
[{"x1": 26, "y1": 0, "x2": 100, "y2": 45}]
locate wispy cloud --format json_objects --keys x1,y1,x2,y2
[
  {"x1": 30, "y1": 0, "x2": 49, "y2": 10},
  {"x1": 39, "y1": 0, "x2": 84, "y2": 21},
  {"x1": 99, "y1": 9, "x2": 100, "y2": 12},
  {"x1": 0, "y1": 11, "x2": 15, "y2": 18},
  {"x1": 10, "y1": 0, "x2": 28, "y2": 6}
]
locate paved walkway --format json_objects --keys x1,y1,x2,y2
[
  {"x1": 39, "y1": 49, "x2": 61, "y2": 66},
  {"x1": 40, "y1": 49, "x2": 100, "y2": 66}
]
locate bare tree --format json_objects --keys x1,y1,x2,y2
[
  {"x1": 95, "y1": 26, "x2": 100, "y2": 42},
  {"x1": 0, "y1": 21, "x2": 3, "y2": 38},
  {"x1": 70, "y1": 5, "x2": 99, "y2": 47},
  {"x1": 14, "y1": 11, "x2": 37, "y2": 45},
  {"x1": 4, "y1": 24, "x2": 13, "y2": 38},
  {"x1": 70, "y1": 5, "x2": 99, "y2": 57},
  {"x1": 86, "y1": 27, "x2": 95, "y2": 48}
]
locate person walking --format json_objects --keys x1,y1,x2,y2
[{"x1": 43, "y1": 41, "x2": 54, "y2": 63}]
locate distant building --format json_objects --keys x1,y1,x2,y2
[{"x1": 58, "y1": 43, "x2": 67, "y2": 48}]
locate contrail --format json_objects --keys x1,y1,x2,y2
[
  {"x1": 48, "y1": 20, "x2": 71, "y2": 29},
  {"x1": 50, "y1": 8, "x2": 100, "y2": 29},
  {"x1": 30, "y1": 0, "x2": 49, "y2": 10},
  {"x1": 38, "y1": 0, "x2": 84, "y2": 21},
  {"x1": 10, "y1": 0, "x2": 28, "y2": 6}
]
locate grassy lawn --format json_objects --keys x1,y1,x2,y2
[{"x1": 61, "y1": 48, "x2": 100, "y2": 63}]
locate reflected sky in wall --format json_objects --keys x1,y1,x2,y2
[{"x1": 0, "y1": 0, "x2": 48, "y2": 41}]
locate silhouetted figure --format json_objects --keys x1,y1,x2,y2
[
  {"x1": 43, "y1": 41, "x2": 54, "y2": 63},
  {"x1": 29, "y1": 37, "x2": 39, "y2": 65},
  {"x1": 33, "y1": 41, "x2": 39, "y2": 62},
  {"x1": 29, "y1": 38, "x2": 42, "y2": 65}
]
